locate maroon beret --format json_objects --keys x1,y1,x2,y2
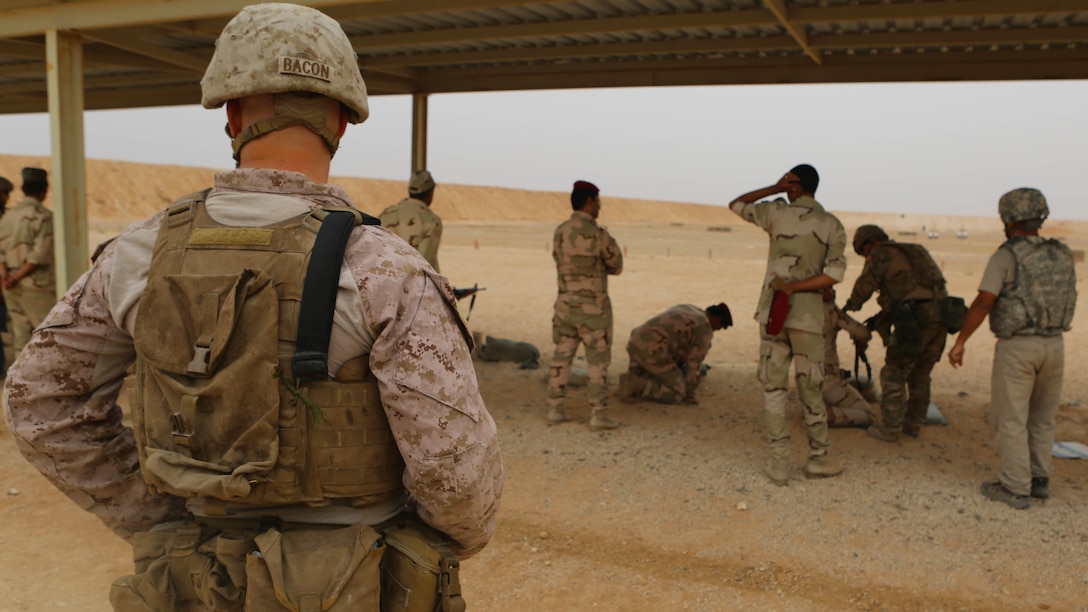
[{"x1": 572, "y1": 180, "x2": 599, "y2": 194}]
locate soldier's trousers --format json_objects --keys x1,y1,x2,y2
[
  {"x1": 823, "y1": 374, "x2": 873, "y2": 427},
  {"x1": 548, "y1": 315, "x2": 612, "y2": 408},
  {"x1": 992, "y1": 334, "x2": 1063, "y2": 496},
  {"x1": 879, "y1": 319, "x2": 946, "y2": 433},
  {"x1": 626, "y1": 361, "x2": 685, "y2": 404},
  {"x1": 5, "y1": 284, "x2": 56, "y2": 352},
  {"x1": 758, "y1": 326, "x2": 830, "y2": 458}
]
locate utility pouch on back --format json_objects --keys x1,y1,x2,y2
[
  {"x1": 940, "y1": 296, "x2": 968, "y2": 334},
  {"x1": 379, "y1": 517, "x2": 466, "y2": 612},
  {"x1": 245, "y1": 524, "x2": 384, "y2": 611}
]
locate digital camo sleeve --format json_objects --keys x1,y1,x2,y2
[
  {"x1": 353, "y1": 231, "x2": 504, "y2": 558},
  {"x1": 2, "y1": 247, "x2": 187, "y2": 542}
]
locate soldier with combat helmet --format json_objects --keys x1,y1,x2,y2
[
  {"x1": 379, "y1": 169, "x2": 443, "y2": 272},
  {"x1": 844, "y1": 224, "x2": 950, "y2": 442},
  {"x1": 948, "y1": 188, "x2": 1076, "y2": 510},
  {"x1": 3, "y1": 4, "x2": 502, "y2": 610},
  {"x1": 0, "y1": 167, "x2": 55, "y2": 357},
  {"x1": 728, "y1": 164, "x2": 848, "y2": 486},
  {"x1": 547, "y1": 180, "x2": 624, "y2": 429},
  {"x1": 620, "y1": 302, "x2": 732, "y2": 405}
]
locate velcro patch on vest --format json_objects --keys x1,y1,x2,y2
[
  {"x1": 190, "y1": 227, "x2": 274, "y2": 246},
  {"x1": 278, "y1": 56, "x2": 333, "y2": 82}
]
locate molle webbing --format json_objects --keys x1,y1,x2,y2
[
  {"x1": 130, "y1": 195, "x2": 403, "y2": 507},
  {"x1": 990, "y1": 237, "x2": 1077, "y2": 338}
]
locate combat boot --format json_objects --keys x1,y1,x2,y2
[
  {"x1": 589, "y1": 407, "x2": 620, "y2": 430},
  {"x1": 867, "y1": 425, "x2": 900, "y2": 443},
  {"x1": 763, "y1": 449, "x2": 790, "y2": 487},
  {"x1": 546, "y1": 398, "x2": 570, "y2": 424},
  {"x1": 804, "y1": 455, "x2": 844, "y2": 479},
  {"x1": 547, "y1": 408, "x2": 570, "y2": 424}
]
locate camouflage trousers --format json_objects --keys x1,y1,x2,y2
[
  {"x1": 758, "y1": 326, "x2": 830, "y2": 458},
  {"x1": 823, "y1": 373, "x2": 873, "y2": 427},
  {"x1": 548, "y1": 307, "x2": 612, "y2": 408},
  {"x1": 878, "y1": 319, "x2": 947, "y2": 434},
  {"x1": 991, "y1": 335, "x2": 1063, "y2": 496},
  {"x1": 624, "y1": 362, "x2": 685, "y2": 404},
  {"x1": 5, "y1": 284, "x2": 56, "y2": 352}
]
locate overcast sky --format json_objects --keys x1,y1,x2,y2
[{"x1": 0, "y1": 79, "x2": 1084, "y2": 220}]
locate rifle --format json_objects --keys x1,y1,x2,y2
[{"x1": 452, "y1": 284, "x2": 486, "y2": 321}]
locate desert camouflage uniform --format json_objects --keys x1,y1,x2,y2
[
  {"x1": 548, "y1": 210, "x2": 623, "y2": 410},
  {"x1": 845, "y1": 241, "x2": 947, "y2": 436},
  {"x1": 730, "y1": 196, "x2": 847, "y2": 460},
  {"x1": 2, "y1": 169, "x2": 503, "y2": 558},
  {"x1": 0, "y1": 195, "x2": 56, "y2": 352},
  {"x1": 379, "y1": 197, "x2": 443, "y2": 272},
  {"x1": 625, "y1": 304, "x2": 713, "y2": 404},
  {"x1": 822, "y1": 301, "x2": 874, "y2": 427},
  {"x1": 982, "y1": 236, "x2": 1075, "y2": 496}
]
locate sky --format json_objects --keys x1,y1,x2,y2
[{"x1": 0, "y1": 79, "x2": 1085, "y2": 220}]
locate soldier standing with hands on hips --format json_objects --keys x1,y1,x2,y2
[
  {"x1": 547, "y1": 180, "x2": 624, "y2": 429},
  {"x1": 3, "y1": 4, "x2": 503, "y2": 610}
]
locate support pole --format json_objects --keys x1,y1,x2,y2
[
  {"x1": 411, "y1": 93, "x2": 429, "y2": 173},
  {"x1": 45, "y1": 28, "x2": 88, "y2": 297}
]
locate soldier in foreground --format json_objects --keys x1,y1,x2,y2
[
  {"x1": 0, "y1": 167, "x2": 55, "y2": 357},
  {"x1": 948, "y1": 188, "x2": 1075, "y2": 510},
  {"x1": 379, "y1": 169, "x2": 443, "y2": 272},
  {"x1": 821, "y1": 288, "x2": 875, "y2": 427},
  {"x1": 845, "y1": 225, "x2": 951, "y2": 442},
  {"x1": 729, "y1": 165, "x2": 847, "y2": 486},
  {"x1": 620, "y1": 303, "x2": 732, "y2": 405},
  {"x1": 547, "y1": 180, "x2": 623, "y2": 429},
  {"x1": 3, "y1": 4, "x2": 502, "y2": 610}
]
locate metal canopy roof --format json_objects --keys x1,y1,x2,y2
[{"x1": 1, "y1": 0, "x2": 1087, "y2": 115}]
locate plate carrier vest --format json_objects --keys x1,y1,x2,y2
[
  {"x1": 990, "y1": 236, "x2": 1077, "y2": 339},
  {"x1": 127, "y1": 193, "x2": 405, "y2": 508}
]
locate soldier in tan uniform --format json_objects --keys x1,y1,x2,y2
[
  {"x1": 845, "y1": 225, "x2": 949, "y2": 442},
  {"x1": 821, "y1": 288, "x2": 874, "y2": 427},
  {"x1": 379, "y1": 169, "x2": 443, "y2": 272},
  {"x1": 729, "y1": 165, "x2": 848, "y2": 486},
  {"x1": 3, "y1": 5, "x2": 503, "y2": 610},
  {"x1": 621, "y1": 303, "x2": 731, "y2": 405},
  {"x1": 0, "y1": 167, "x2": 55, "y2": 355},
  {"x1": 949, "y1": 188, "x2": 1075, "y2": 510},
  {"x1": 548, "y1": 180, "x2": 623, "y2": 429}
]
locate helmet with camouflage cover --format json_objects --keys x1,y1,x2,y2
[
  {"x1": 998, "y1": 188, "x2": 1048, "y2": 229},
  {"x1": 852, "y1": 224, "x2": 889, "y2": 256},
  {"x1": 201, "y1": 3, "x2": 368, "y2": 158}
]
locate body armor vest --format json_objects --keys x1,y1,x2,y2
[
  {"x1": 990, "y1": 236, "x2": 1077, "y2": 338},
  {"x1": 879, "y1": 242, "x2": 948, "y2": 304},
  {"x1": 128, "y1": 196, "x2": 404, "y2": 508}
]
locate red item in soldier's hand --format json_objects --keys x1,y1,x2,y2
[{"x1": 767, "y1": 290, "x2": 790, "y2": 335}]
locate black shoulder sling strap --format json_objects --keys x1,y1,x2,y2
[{"x1": 292, "y1": 209, "x2": 380, "y2": 381}]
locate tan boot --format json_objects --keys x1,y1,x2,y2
[
  {"x1": 589, "y1": 407, "x2": 620, "y2": 430},
  {"x1": 547, "y1": 408, "x2": 571, "y2": 424},
  {"x1": 804, "y1": 455, "x2": 844, "y2": 479},
  {"x1": 867, "y1": 425, "x2": 900, "y2": 443},
  {"x1": 764, "y1": 449, "x2": 790, "y2": 487}
]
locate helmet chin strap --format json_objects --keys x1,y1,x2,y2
[{"x1": 231, "y1": 92, "x2": 340, "y2": 162}]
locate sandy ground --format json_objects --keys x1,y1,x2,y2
[{"x1": 0, "y1": 155, "x2": 1087, "y2": 610}]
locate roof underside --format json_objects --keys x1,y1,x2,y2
[{"x1": 1, "y1": 0, "x2": 1086, "y2": 114}]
